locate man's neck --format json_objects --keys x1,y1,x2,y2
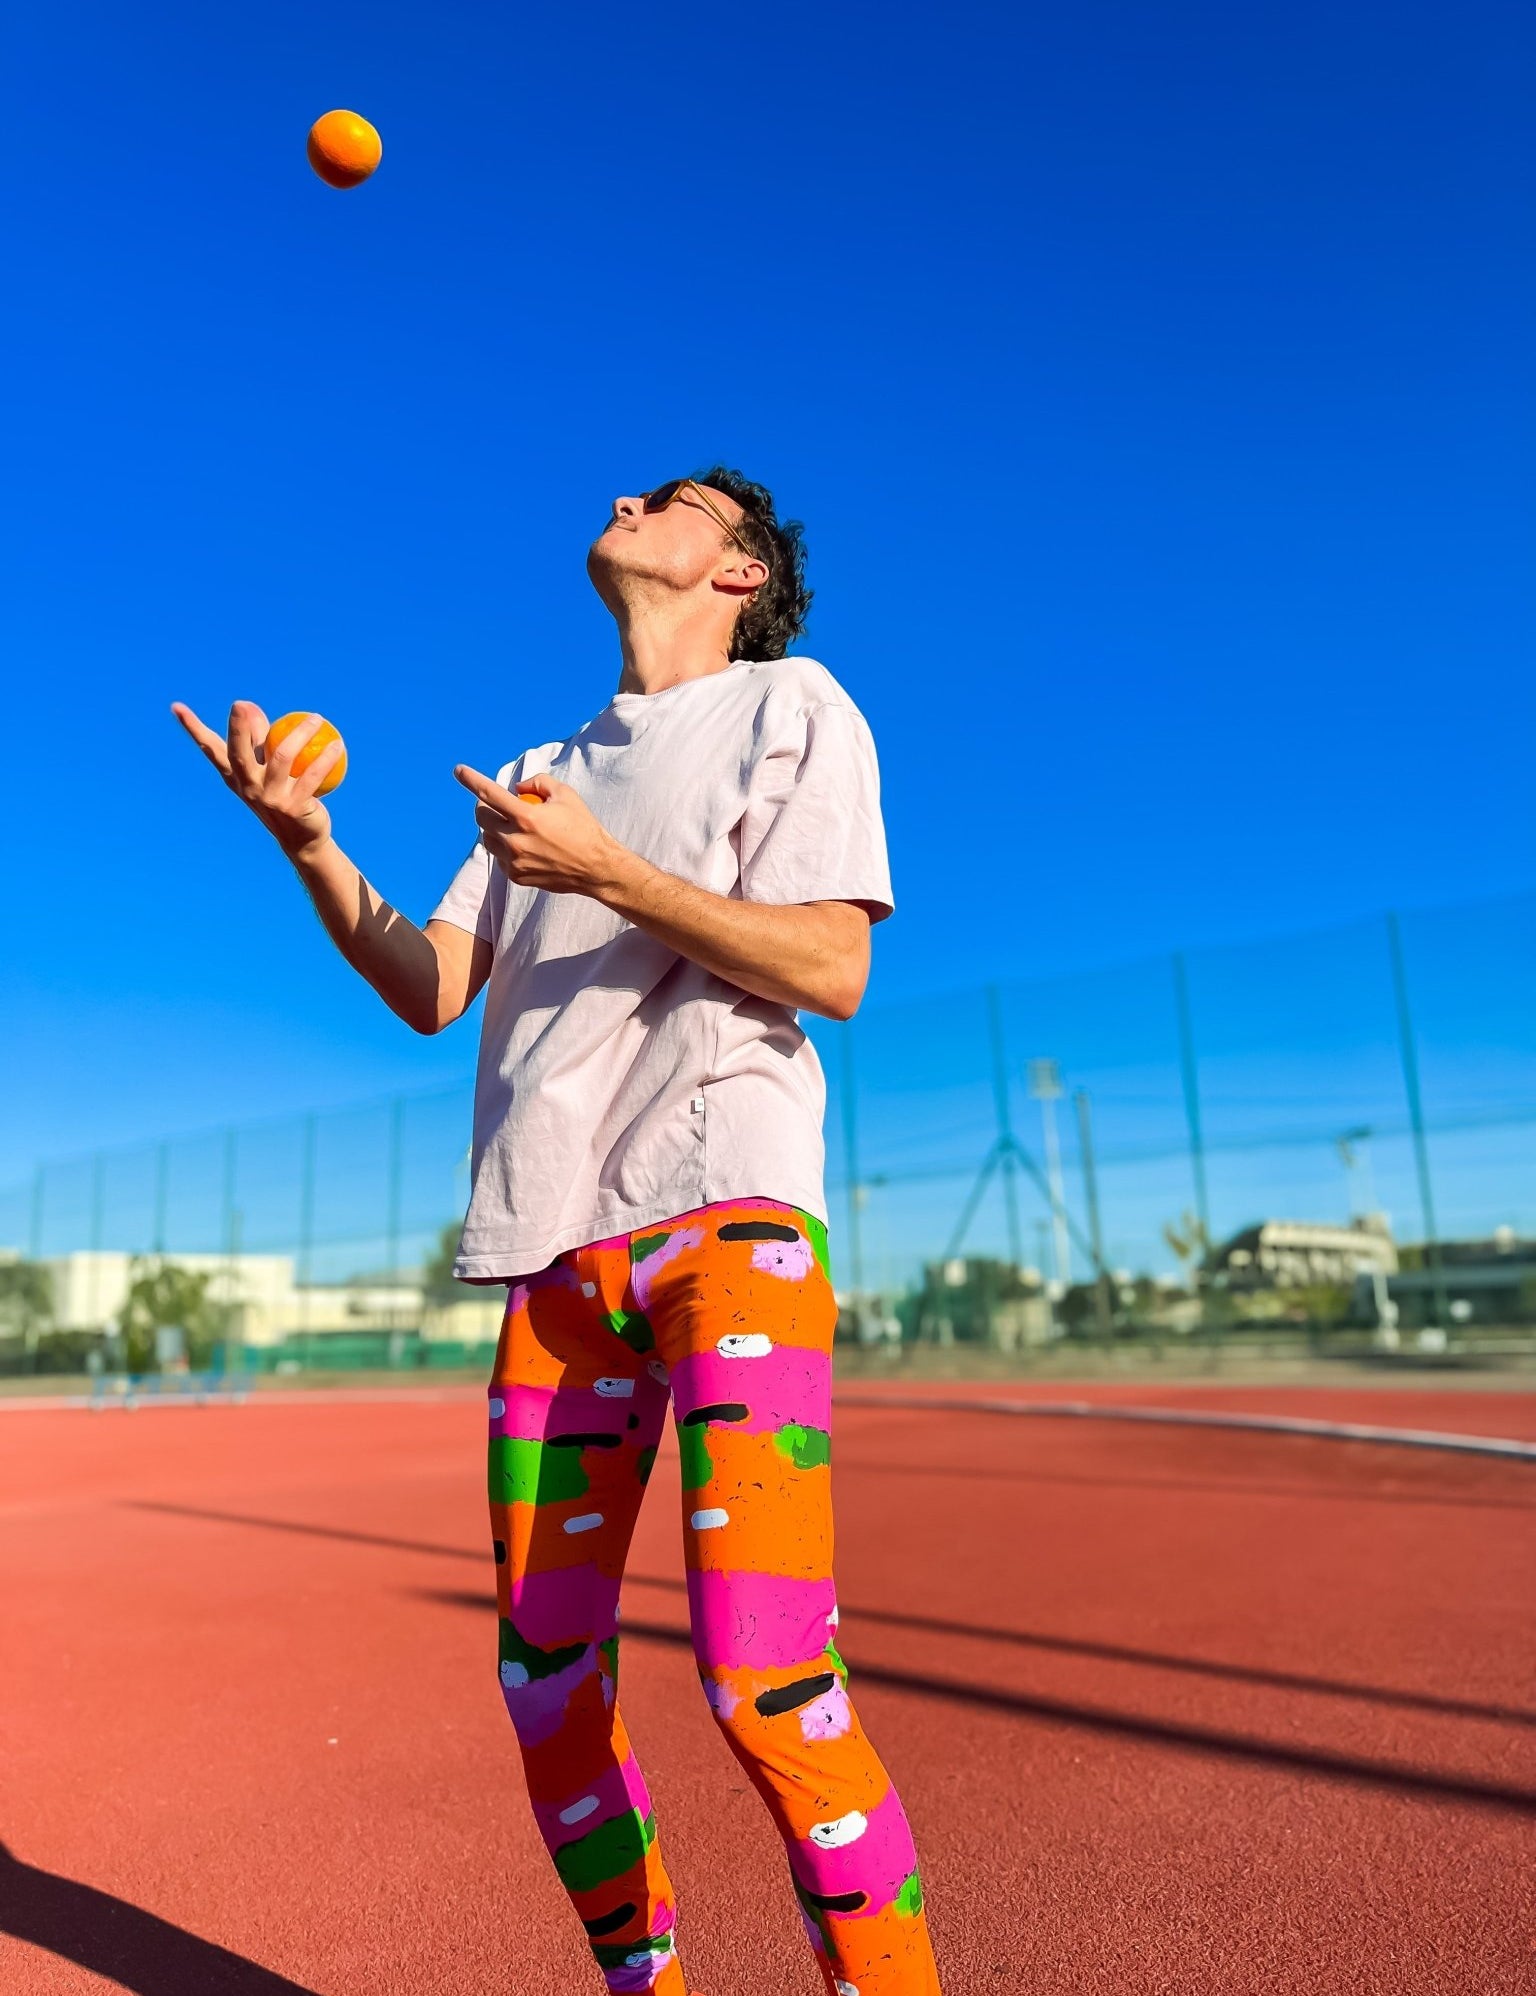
[{"x1": 613, "y1": 596, "x2": 737, "y2": 699}]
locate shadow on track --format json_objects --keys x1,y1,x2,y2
[
  {"x1": 829, "y1": 1455, "x2": 1536, "y2": 1516},
  {"x1": 127, "y1": 1499, "x2": 1536, "y2": 1733},
  {"x1": 0, "y1": 1839, "x2": 320, "y2": 1994},
  {"x1": 616, "y1": 1571, "x2": 1536, "y2": 1730},
  {"x1": 415, "y1": 1587, "x2": 1536, "y2": 1819},
  {"x1": 128, "y1": 1498, "x2": 482, "y2": 1563}
]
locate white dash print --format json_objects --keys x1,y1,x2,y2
[
  {"x1": 499, "y1": 1660, "x2": 530, "y2": 1688},
  {"x1": 593, "y1": 1377, "x2": 634, "y2": 1398},
  {"x1": 564, "y1": 1513, "x2": 605, "y2": 1535},
  {"x1": 690, "y1": 1507, "x2": 729, "y2": 1531},
  {"x1": 488, "y1": 1396, "x2": 506, "y2": 1419},
  {"x1": 558, "y1": 1794, "x2": 600, "y2": 1826},
  {"x1": 836, "y1": 1982, "x2": 861, "y2": 1996},
  {"x1": 581, "y1": 1281, "x2": 597, "y2": 1298},
  {"x1": 715, "y1": 1332, "x2": 773, "y2": 1358},
  {"x1": 809, "y1": 1810, "x2": 868, "y2": 1850}
]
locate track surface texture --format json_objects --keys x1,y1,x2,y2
[{"x1": 3, "y1": 1388, "x2": 1532, "y2": 1994}]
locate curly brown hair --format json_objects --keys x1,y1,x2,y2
[{"x1": 692, "y1": 465, "x2": 813, "y2": 660}]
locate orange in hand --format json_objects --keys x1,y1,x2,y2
[
  {"x1": 307, "y1": 110, "x2": 383, "y2": 189},
  {"x1": 266, "y1": 712, "x2": 348, "y2": 795}
]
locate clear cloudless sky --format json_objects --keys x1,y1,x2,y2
[{"x1": 1, "y1": 0, "x2": 1532, "y2": 1189}]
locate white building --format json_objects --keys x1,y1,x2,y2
[
  {"x1": 36, "y1": 1250, "x2": 500, "y2": 1347},
  {"x1": 1209, "y1": 1217, "x2": 1397, "y2": 1290}
]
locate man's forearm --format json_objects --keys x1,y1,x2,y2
[
  {"x1": 592, "y1": 849, "x2": 857, "y2": 1019},
  {"x1": 289, "y1": 837, "x2": 441, "y2": 1033}
]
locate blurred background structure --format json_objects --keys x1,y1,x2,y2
[{"x1": 5, "y1": 888, "x2": 1531, "y2": 1379}]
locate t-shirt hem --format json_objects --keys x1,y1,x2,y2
[
  {"x1": 749, "y1": 885, "x2": 894, "y2": 924},
  {"x1": 453, "y1": 1185, "x2": 830, "y2": 1282},
  {"x1": 427, "y1": 906, "x2": 489, "y2": 939}
]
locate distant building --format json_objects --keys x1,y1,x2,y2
[
  {"x1": 35, "y1": 1249, "x2": 502, "y2": 1347},
  {"x1": 1207, "y1": 1217, "x2": 1397, "y2": 1291},
  {"x1": 1370, "y1": 1229, "x2": 1536, "y2": 1328},
  {"x1": 44, "y1": 1251, "x2": 297, "y2": 1336}
]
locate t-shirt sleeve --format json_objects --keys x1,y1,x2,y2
[
  {"x1": 738, "y1": 699, "x2": 895, "y2": 921},
  {"x1": 428, "y1": 758, "x2": 521, "y2": 941},
  {"x1": 429, "y1": 840, "x2": 499, "y2": 942}
]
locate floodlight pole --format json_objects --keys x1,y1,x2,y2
[
  {"x1": 943, "y1": 1042, "x2": 1112, "y2": 1290},
  {"x1": 1028, "y1": 1058, "x2": 1071, "y2": 1292}
]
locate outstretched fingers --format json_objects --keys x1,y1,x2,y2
[
  {"x1": 226, "y1": 702, "x2": 274, "y2": 793},
  {"x1": 454, "y1": 763, "x2": 535, "y2": 820},
  {"x1": 170, "y1": 701, "x2": 234, "y2": 778}
]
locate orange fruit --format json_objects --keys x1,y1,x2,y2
[
  {"x1": 307, "y1": 110, "x2": 383, "y2": 190},
  {"x1": 265, "y1": 712, "x2": 348, "y2": 795}
]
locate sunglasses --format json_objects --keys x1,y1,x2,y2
[{"x1": 640, "y1": 478, "x2": 768, "y2": 569}]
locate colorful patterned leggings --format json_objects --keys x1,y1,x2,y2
[{"x1": 488, "y1": 1197, "x2": 941, "y2": 1996}]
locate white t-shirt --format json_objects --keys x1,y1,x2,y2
[{"x1": 431, "y1": 655, "x2": 894, "y2": 1280}]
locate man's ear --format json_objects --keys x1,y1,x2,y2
[{"x1": 715, "y1": 554, "x2": 770, "y2": 598}]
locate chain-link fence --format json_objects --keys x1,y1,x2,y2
[{"x1": 2, "y1": 892, "x2": 1532, "y2": 1377}]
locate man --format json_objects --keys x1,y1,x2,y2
[{"x1": 173, "y1": 468, "x2": 941, "y2": 1996}]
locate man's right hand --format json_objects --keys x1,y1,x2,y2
[{"x1": 171, "y1": 700, "x2": 344, "y2": 863}]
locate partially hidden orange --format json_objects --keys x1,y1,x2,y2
[
  {"x1": 307, "y1": 110, "x2": 383, "y2": 190},
  {"x1": 265, "y1": 712, "x2": 348, "y2": 795}
]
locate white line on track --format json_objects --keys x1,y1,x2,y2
[
  {"x1": 5, "y1": 1383, "x2": 1533, "y2": 1461},
  {"x1": 833, "y1": 1392, "x2": 1536, "y2": 1463},
  {"x1": 0, "y1": 1385, "x2": 486, "y2": 1413}
]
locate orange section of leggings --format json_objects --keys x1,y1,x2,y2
[{"x1": 486, "y1": 1197, "x2": 941, "y2": 1995}]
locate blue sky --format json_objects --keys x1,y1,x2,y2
[{"x1": 2, "y1": 0, "x2": 1532, "y2": 1225}]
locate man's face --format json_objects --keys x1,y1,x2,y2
[{"x1": 587, "y1": 482, "x2": 753, "y2": 604}]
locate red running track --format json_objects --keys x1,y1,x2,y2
[{"x1": 2, "y1": 1389, "x2": 1532, "y2": 1994}]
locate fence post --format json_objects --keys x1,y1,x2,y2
[
  {"x1": 221, "y1": 1128, "x2": 240, "y2": 1373},
  {"x1": 1171, "y1": 953, "x2": 1210, "y2": 1244},
  {"x1": 152, "y1": 1141, "x2": 169, "y2": 1257},
  {"x1": 839, "y1": 1021, "x2": 865, "y2": 1321},
  {"x1": 88, "y1": 1151, "x2": 106, "y2": 1337},
  {"x1": 298, "y1": 1113, "x2": 316, "y2": 1369},
  {"x1": 1386, "y1": 911, "x2": 1449, "y2": 1327},
  {"x1": 386, "y1": 1095, "x2": 404, "y2": 1350},
  {"x1": 986, "y1": 986, "x2": 1023, "y2": 1273},
  {"x1": 1074, "y1": 1088, "x2": 1112, "y2": 1334}
]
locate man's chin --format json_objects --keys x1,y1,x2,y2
[{"x1": 586, "y1": 537, "x2": 628, "y2": 600}]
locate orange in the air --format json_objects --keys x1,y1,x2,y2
[
  {"x1": 307, "y1": 110, "x2": 383, "y2": 189},
  {"x1": 265, "y1": 712, "x2": 348, "y2": 795}
]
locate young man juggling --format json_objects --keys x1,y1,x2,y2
[{"x1": 174, "y1": 468, "x2": 941, "y2": 1996}]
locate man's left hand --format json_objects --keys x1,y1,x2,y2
[{"x1": 454, "y1": 766, "x2": 632, "y2": 898}]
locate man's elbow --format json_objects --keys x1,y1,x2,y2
[{"x1": 821, "y1": 967, "x2": 870, "y2": 1022}]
